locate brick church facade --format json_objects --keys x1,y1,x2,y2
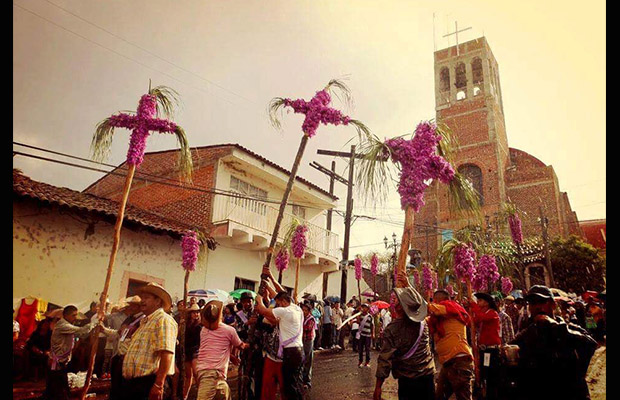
[{"x1": 412, "y1": 37, "x2": 582, "y2": 263}]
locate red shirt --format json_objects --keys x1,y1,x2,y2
[{"x1": 470, "y1": 303, "x2": 501, "y2": 346}]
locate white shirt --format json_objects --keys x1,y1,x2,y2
[
  {"x1": 272, "y1": 303, "x2": 303, "y2": 349},
  {"x1": 13, "y1": 320, "x2": 20, "y2": 334},
  {"x1": 382, "y1": 311, "x2": 392, "y2": 327}
]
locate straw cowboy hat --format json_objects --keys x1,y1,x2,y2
[
  {"x1": 187, "y1": 303, "x2": 201, "y2": 312},
  {"x1": 139, "y1": 282, "x2": 172, "y2": 312},
  {"x1": 393, "y1": 287, "x2": 428, "y2": 323}
]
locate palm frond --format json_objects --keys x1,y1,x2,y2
[
  {"x1": 435, "y1": 238, "x2": 463, "y2": 281},
  {"x1": 173, "y1": 126, "x2": 193, "y2": 183},
  {"x1": 150, "y1": 86, "x2": 180, "y2": 119},
  {"x1": 354, "y1": 133, "x2": 393, "y2": 206},
  {"x1": 268, "y1": 97, "x2": 286, "y2": 130},
  {"x1": 325, "y1": 79, "x2": 354, "y2": 110},
  {"x1": 280, "y1": 218, "x2": 300, "y2": 250},
  {"x1": 347, "y1": 119, "x2": 372, "y2": 143},
  {"x1": 446, "y1": 172, "x2": 483, "y2": 220},
  {"x1": 91, "y1": 117, "x2": 116, "y2": 162},
  {"x1": 435, "y1": 120, "x2": 459, "y2": 165}
]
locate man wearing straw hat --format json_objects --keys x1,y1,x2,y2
[
  {"x1": 108, "y1": 295, "x2": 143, "y2": 400},
  {"x1": 373, "y1": 286, "x2": 435, "y2": 400},
  {"x1": 121, "y1": 282, "x2": 178, "y2": 400}
]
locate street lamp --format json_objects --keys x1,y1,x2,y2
[{"x1": 384, "y1": 233, "x2": 400, "y2": 289}]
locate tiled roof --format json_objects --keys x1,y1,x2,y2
[
  {"x1": 13, "y1": 169, "x2": 217, "y2": 249},
  {"x1": 579, "y1": 220, "x2": 606, "y2": 250},
  {"x1": 83, "y1": 143, "x2": 338, "y2": 201}
]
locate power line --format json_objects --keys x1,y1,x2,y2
[
  {"x1": 13, "y1": 2, "x2": 237, "y2": 106},
  {"x1": 41, "y1": 0, "x2": 257, "y2": 105},
  {"x1": 13, "y1": 141, "x2": 343, "y2": 210},
  {"x1": 13, "y1": 149, "x2": 337, "y2": 211}
]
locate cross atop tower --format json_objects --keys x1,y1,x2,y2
[{"x1": 443, "y1": 21, "x2": 472, "y2": 56}]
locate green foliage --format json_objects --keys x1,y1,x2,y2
[
  {"x1": 435, "y1": 224, "x2": 521, "y2": 288},
  {"x1": 550, "y1": 235, "x2": 606, "y2": 292}
]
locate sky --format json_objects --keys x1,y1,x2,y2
[{"x1": 13, "y1": 0, "x2": 605, "y2": 258}]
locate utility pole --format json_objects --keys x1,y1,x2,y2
[
  {"x1": 539, "y1": 205, "x2": 555, "y2": 287},
  {"x1": 316, "y1": 146, "x2": 388, "y2": 303},
  {"x1": 310, "y1": 160, "x2": 348, "y2": 299}
]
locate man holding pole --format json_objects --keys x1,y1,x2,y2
[
  {"x1": 44, "y1": 305, "x2": 98, "y2": 400},
  {"x1": 428, "y1": 289, "x2": 474, "y2": 400},
  {"x1": 373, "y1": 286, "x2": 435, "y2": 400}
]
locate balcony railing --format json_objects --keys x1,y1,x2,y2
[{"x1": 212, "y1": 195, "x2": 340, "y2": 260}]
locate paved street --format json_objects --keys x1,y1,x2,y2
[{"x1": 307, "y1": 347, "x2": 398, "y2": 400}]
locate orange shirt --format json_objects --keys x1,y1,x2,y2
[{"x1": 427, "y1": 303, "x2": 472, "y2": 364}]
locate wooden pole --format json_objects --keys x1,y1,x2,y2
[
  {"x1": 177, "y1": 269, "x2": 190, "y2": 399},
  {"x1": 340, "y1": 145, "x2": 356, "y2": 304},
  {"x1": 260, "y1": 134, "x2": 310, "y2": 293},
  {"x1": 467, "y1": 281, "x2": 480, "y2": 385},
  {"x1": 80, "y1": 163, "x2": 136, "y2": 400},
  {"x1": 294, "y1": 258, "x2": 301, "y2": 303},
  {"x1": 395, "y1": 206, "x2": 415, "y2": 287}
]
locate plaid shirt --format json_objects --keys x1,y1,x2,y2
[
  {"x1": 303, "y1": 314, "x2": 316, "y2": 342},
  {"x1": 499, "y1": 310, "x2": 515, "y2": 344},
  {"x1": 122, "y1": 308, "x2": 178, "y2": 379}
]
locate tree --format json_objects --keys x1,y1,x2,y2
[{"x1": 550, "y1": 235, "x2": 605, "y2": 292}]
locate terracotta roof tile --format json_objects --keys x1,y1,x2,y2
[{"x1": 13, "y1": 169, "x2": 216, "y2": 249}]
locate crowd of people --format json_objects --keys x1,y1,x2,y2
[{"x1": 12, "y1": 274, "x2": 606, "y2": 400}]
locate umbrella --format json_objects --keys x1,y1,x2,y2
[
  {"x1": 324, "y1": 296, "x2": 340, "y2": 304},
  {"x1": 188, "y1": 289, "x2": 231, "y2": 303},
  {"x1": 371, "y1": 300, "x2": 390, "y2": 310},
  {"x1": 302, "y1": 294, "x2": 317, "y2": 302},
  {"x1": 550, "y1": 288, "x2": 569, "y2": 298},
  {"x1": 361, "y1": 290, "x2": 376, "y2": 297},
  {"x1": 229, "y1": 289, "x2": 256, "y2": 300}
]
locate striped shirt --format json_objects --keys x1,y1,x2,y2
[
  {"x1": 358, "y1": 313, "x2": 374, "y2": 337},
  {"x1": 122, "y1": 308, "x2": 177, "y2": 379},
  {"x1": 195, "y1": 324, "x2": 242, "y2": 379}
]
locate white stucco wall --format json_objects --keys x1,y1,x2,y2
[{"x1": 13, "y1": 200, "x2": 209, "y2": 309}]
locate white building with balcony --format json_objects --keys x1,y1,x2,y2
[{"x1": 85, "y1": 144, "x2": 365, "y2": 301}]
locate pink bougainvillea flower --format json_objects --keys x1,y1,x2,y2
[
  {"x1": 371, "y1": 253, "x2": 379, "y2": 276},
  {"x1": 501, "y1": 277, "x2": 513, "y2": 295},
  {"x1": 508, "y1": 214, "x2": 523, "y2": 246},
  {"x1": 275, "y1": 247, "x2": 290, "y2": 273},
  {"x1": 453, "y1": 243, "x2": 477, "y2": 284},
  {"x1": 384, "y1": 122, "x2": 455, "y2": 211},
  {"x1": 291, "y1": 225, "x2": 309, "y2": 259},
  {"x1": 181, "y1": 231, "x2": 201, "y2": 272},
  {"x1": 355, "y1": 257, "x2": 363, "y2": 281}
]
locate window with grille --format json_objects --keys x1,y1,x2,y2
[
  {"x1": 234, "y1": 277, "x2": 257, "y2": 292},
  {"x1": 292, "y1": 205, "x2": 306, "y2": 220},
  {"x1": 457, "y1": 164, "x2": 484, "y2": 207},
  {"x1": 230, "y1": 176, "x2": 268, "y2": 215}
]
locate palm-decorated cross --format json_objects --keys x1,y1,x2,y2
[
  {"x1": 81, "y1": 84, "x2": 192, "y2": 400},
  {"x1": 262, "y1": 79, "x2": 370, "y2": 290},
  {"x1": 357, "y1": 121, "x2": 481, "y2": 288}
]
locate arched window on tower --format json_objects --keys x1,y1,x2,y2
[
  {"x1": 472, "y1": 58, "x2": 483, "y2": 96},
  {"x1": 440, "y1": 67, "x2": 450, "y2": 92},
  {"x1": 455, "y1": 62, "x2": 467, "y2": 100},
  {"x1": 457, "y1": 164, "x2": 484, "y2": 207}
]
